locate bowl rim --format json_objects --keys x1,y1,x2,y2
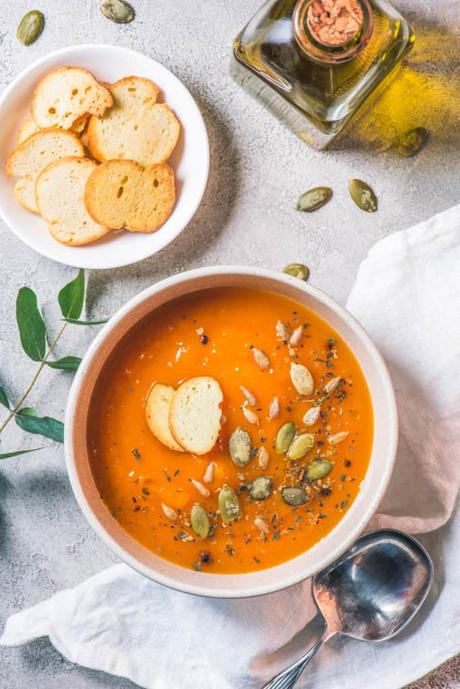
[
  {"x1": 0, "y1": 43, "x2": 209, "y2": 269},
  {"x1": 65, "y1": 265, "x2": 398, "y2": 598}
]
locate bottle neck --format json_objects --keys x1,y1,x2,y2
[{"x1": 293, "y1": 0, "x2": 373, "y2": 64}]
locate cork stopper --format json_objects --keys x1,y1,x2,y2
[{"x1": 293, "y1": 0, "x2": 373, "y2": 63}]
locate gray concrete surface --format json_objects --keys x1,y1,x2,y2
[{"x1": 0, "y1": 1, "x2": 459, "y2": 687}]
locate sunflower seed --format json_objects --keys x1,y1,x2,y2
[
  {"x1": 396, "y1": 127, "x2": 429, "y2": 157},
  {"x1": 307, "y1": 460, "x2": 333, "y2": 480},
  {"x1": 323, "y1": 376, "x2": 343, "y2": 396},
  {"x1": 190, "y1": 504, "x2": 210, "y2": 539},
  {"x1": 287, "y1": 433, "x2": 315, "y2": 460},
  {"x1": 276, "y1": 320, "x2": 290, "y2": 341},
  {"x1": 289, "y1": 325, "x2": 303, "y2": 346},
  {"x1": 268, "y1": 396, "x2": 280, "y2": 420},
  {"x1": 254, "y1": 516, "x2": 270, "y2": 533},
  {"x1": 249, "y1": 476, "x2": 273, "y2": 500},
  {"x1": 191, "y1": 479, "x2": 210, "y2": 497},
  {"x1": 281, "y1": 487, "x2": 308, "y2": 506},
  {"x1": 100, "y1": 0, "x2": 135, "y2": 23},
  {"x1": 251, "y1": 346, "x2": 270, "y2": 370},
  {"x1": 257, "y1": 446, "x2": 270, "y2": 469},
  {"x1": 283, "y1": 263, "x2": 310, "y2": 281},
  {"x1": 218, "y1": 485, "x2": 241, "y2": 524},
  {"x1": 161, "y1": 502, "x2": 177, "y2": 521},
  {"x1": 203, "y1": 461, "x2": 215, "y2": 484},
  {"x1": 296, "y1": 186, "x2": 332, "y2": 212},
  {"x1": 240, "y1": 385, "x2": 256, "y2": 406},
  {"x1": 229, "y1": 426, "x2": 253, "y2": 467},
  {"x1": 328, "y1": 431, "x2": 350, "y2": 445},
  {"x1": 349, "y1": 179, "x2": 378, "y2": 212},
  {"x1": 290, "y1": 362, "x2": 314, "y2": 396},
  {"x1": 242, "y1": 404, "x2": 259, "y2": 425},
  {"x1": 17, "y1": 10, "x2": 45, "y2": 46},
  {"x1": 274, "y1": 422, "x2": 296, "y2": 454},
  {"x1": 303, "y1": 406, "x2": 321, "y2": 426}
]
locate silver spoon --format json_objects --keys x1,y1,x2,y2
[{"x1": 263, "y1": 529, "x2": 433, "y2": 689}]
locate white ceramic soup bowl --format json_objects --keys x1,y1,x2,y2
[{"x1": 65, "y1": 266, "x2": 398, "y2": 598}]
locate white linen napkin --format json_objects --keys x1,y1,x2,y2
[{"x1": 2, "y1": 205, "x2": 460, "y2": 689}]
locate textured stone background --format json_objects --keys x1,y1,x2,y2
[{"x1": 0, "y1": 1, "x2": 459, "y2": 687}]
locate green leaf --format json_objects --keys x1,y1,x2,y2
[
  {"x1": 46, "y1": 356, "x2": 82, "y2": 371},
  {"x1": 0, "y1": 386, "x2": 10, "y2": 409},
  {"x1": 58, "y1": 269, "x2": 85, "y2": 320},
  {"x1": 0, "y1": 447, "x2": 44, "y2": 460},
  {"x1": 16, "y1": 287, "x2": 47, "y2": 362},
  {"x1": 15, "y1": 408, "x2": 64, "y2": 443},
  {"x1": 63, "y1": 318, "x2": 108, "y2": 326}
]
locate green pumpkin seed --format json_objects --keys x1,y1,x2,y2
[
  {"x1": 229, "y1": 426, "x2": 253, "y2": 467},
  {"x1": 396, "y1": 127, "x2": 429, "y2": 157},
  {"x1": 281, "y1": 486, "x2": 308, "y2": 506},
  {"x1": 100, "y1": 0, "x2": 135, "y2": 24},
  {"x1": 17, "y1": 10, "x2": 45, "y2": 46},
  {"x1": 190, "y1": 504, "x2": 210, "y2": 539},
  {"x1": 283, "y1": 263, "x2": 310, "y2": 281},
  {"x1": 349, "y1": 179, "x2": 378, "y2": 213},
  {"x1": 249, "y1": 476, "x2": 273, "y2": 500},
  {"x1": 287, "y1": 433, "x2": 315, "y2": 460},
  {"x1": 307, "y1": 460, "x2": 333, "y2": 480},
  {"x1": 218, "y1": 485, "x2": 241, "y2": 524},
  {"x1": 296, "y1": 186, "x2": 332, "y2": 212},
  {"x1": 274, "y1": 422, "x2": 296, "y2": 454}
]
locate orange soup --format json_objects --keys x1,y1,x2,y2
[{"x1": 88, "y1": 288, "x2": 373, "y2": 574}]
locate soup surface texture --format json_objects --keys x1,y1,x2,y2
[{"x1": 88, "y1": 287, "x2": 373, "y2": 574}]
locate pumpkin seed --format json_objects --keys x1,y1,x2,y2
[
  {"x1": 100, "y1": 0, "x2": 135, "y2": 24},
  {"x1": 161, "y1": 502, "x2": 177, "y2": 521},
  {"x1": 296, "y1": 186, "x2": 332, "y2": 212},
  {"x1": 274, "y1": 422, "x2": 296, "y2": 454},
  {"x1": 396, "y1": 127, "x2": 429, "y2": 157},
  {"x1": 349, "y1": 179, "x2": 378, "y2": 213},
  {"x1": 289, "y1": 325, "x2": 303, "y2": 346},
  {"x1": 281, "y1": 486, "x2": 308, "y2": 506},
  {"x1": 229, "y1": 426, "x2": 253, "y2": 467},
  {"x1": 240, "y1": 385, "x2": 256, "y2": 406},
  {"x1": 203, "y1": 461, "x2": 215, "y2": 484},
  {"x1": 218, "y1": 485, "x2": 241, "y2": 524},
  {"x1": 190, "y1": 503, "x2": 210, "y2": 538},
  {"x1": 257, "y1": 446, "x2": 270, "y2": 469},
  {"x1": 242, "y1": 404, "x2": 259, "y2": 425},
  {"x1": 287, "y1": 433, "x2": 315, "y2": 460},
  {"x1": 191, "y1": 478, "x2": 210, "y2": 497},
  {"x1": 328, "y1": 431, "x2": 350, "y2": 445},
  {"x1": 17, "y1": 10, "x2": 45, "y2": 46},
  {"x1": 254, "y1": 516, "x2": 270, "y2": 533},
  {"x1": 276, "y1": 320, "x2": 290, "y2": 341},
  {"x1": 268, "y1": 396, "x2": 280, "y2": 420},
  {"x1": 290, "y1": 362, "x2": 314, "y2": 396},
  {"x1": 303, "y1": 406, "x2": 321, "y2": 426},
  {"x1": 249, "y1": 476, "x2": 273, "y2": 500},
  {"x1": 251, "y1": 346, "x2": 270, "y2": 370},
  {"x1": 283, "y1": 263, "x2": 310, "y2": 281},
  {"x1": 307, "y1": 460, "x2": 333, "y2": 480}
]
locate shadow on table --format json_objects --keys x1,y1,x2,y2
[{"x1": 335, "y1": 18, "x2": 460, "y2": 153}]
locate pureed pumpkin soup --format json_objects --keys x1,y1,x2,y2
[{"x1": 88, "y1": 287, "x2": 373, "y2": 574}]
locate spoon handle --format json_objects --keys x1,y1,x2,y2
[{"x1": 261, "y1": 634, "x2": 327, "y2": 689}]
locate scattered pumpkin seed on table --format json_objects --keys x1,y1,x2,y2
[
  {"x1": 396, "y1": 127, "x2": 429, "y2": 157},
  {"x1": 296, "y1": 186, "x2": 332, "y2": 212},
  {"x1": 283, "y1": 263, "x2": 310, "y2": 281},
  {"x1": 349, "y1": 179, "x2": 378, "y2": 213},
  {"x1": 100, "y1": 0, "x2": 135, "y2": 24},
  {"x1": 17, "y1": 10, "x2": 45, "y2": 46}
]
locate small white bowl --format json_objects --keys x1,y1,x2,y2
[
  {"x1": 0, "y1": 44, "x2": 209, "y2": 269},
  {"x1": 65, "y1": 266, "x2": 398, "y2": 598}
]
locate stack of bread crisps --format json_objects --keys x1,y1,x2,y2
[{"x1": 5, "y1": 67, "x2": 180, "y2": 246}]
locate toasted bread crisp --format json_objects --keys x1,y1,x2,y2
[
  {"x1": 17, "y1": 118, "x2": 39, "y2": 145},
  {"x1": 31, "y1": 67, "x2": 112, "y2": 130},
  {"x1": 87, "y1": 76, "x2": 180, "y2": 166},
  {"x1": 169, "y1": 377, "x2": 223, "y2": 456},
  {"x1": 6, "y1": 128, "x2": 84, "y2": 214},
  {"x1": 84, "y1": 159, "x2": 175, "y2": 233},
  {"x1": 145, "y1": 383, "x2": 185, "y2": 453},
  {"x1": 35, "y1": 157, "x2": 109, "y2": 246}
]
